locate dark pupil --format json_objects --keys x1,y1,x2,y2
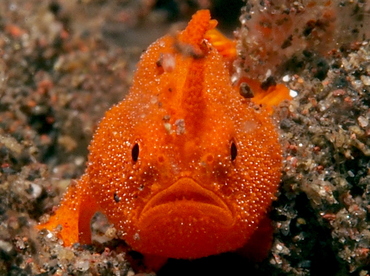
[
  {"x1": 230, "y1": 142, "x2": 237, "y2": 161},
  {"x1": 132, "y1": 143, "x2": 139, "y2": 162},
  {"x1": 114, "y1": 193, "x2": 120, "y2": 203}
]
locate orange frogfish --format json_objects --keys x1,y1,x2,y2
[{"x1": 38, "y1": 9, "x2": 286, "y2": 264}]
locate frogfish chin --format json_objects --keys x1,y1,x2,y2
[{"x1": 128, "y1": 177, "x2": 240, "y2": 259}]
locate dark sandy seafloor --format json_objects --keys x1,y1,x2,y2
[{"x1": 0, "y1": 0, "x2": 369, "y2": 275}]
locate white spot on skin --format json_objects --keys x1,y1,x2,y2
[
  {"x1": 150, "y1": 96, "x2": 158, "y2": 104},
  {"x1": 133, "y1": 233, "x2": 140, "y2": 241},
  {"x1": 162, "y1": 53, "x2": 176, "y2": 72},
  {"x1": 163, "y1": 122, "x2": 172, "y2": 134},
  {"x1": 240, "y1": 120, "x2": 258, "y2": 134},
  {"x1": 174, "y1": 119, "x2": 186, "y2": 135}
]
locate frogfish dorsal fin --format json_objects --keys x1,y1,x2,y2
[
  {"x1": 178, "y1": 9, "x2": 217, "y2": 52},
  {"x1": 177, "y1": 10, "x2": 218, "y2": 134}
]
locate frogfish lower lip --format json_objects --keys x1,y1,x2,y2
[
  {"x1": 133, "y1": 178, "x2": 237, "y2": 258},
  {"x1": 138, "y1": 177, "x2": 233, "y2": 227}
]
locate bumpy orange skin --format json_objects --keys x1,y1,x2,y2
[{"x1": 38, "y1": 10, "x2": 283, "y2": 261}]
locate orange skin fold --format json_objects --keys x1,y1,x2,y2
[{"x1": 38, "y1": 10, "x2": 286, "y2": 264}]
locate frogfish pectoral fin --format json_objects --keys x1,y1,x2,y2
[
  {"x1": 238, "y1": 76, "x2": 291, "y2": 114},
  {"x1": 37, "y1": 174, "x2": 98, "y2": 246}
]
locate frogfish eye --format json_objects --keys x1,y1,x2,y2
[
  {"x1": 132, "y1": 143, "x2": 139, "y2": 162},
  {"x1": 230, "y1": 140, "x2": 237, "y2": 161}
]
